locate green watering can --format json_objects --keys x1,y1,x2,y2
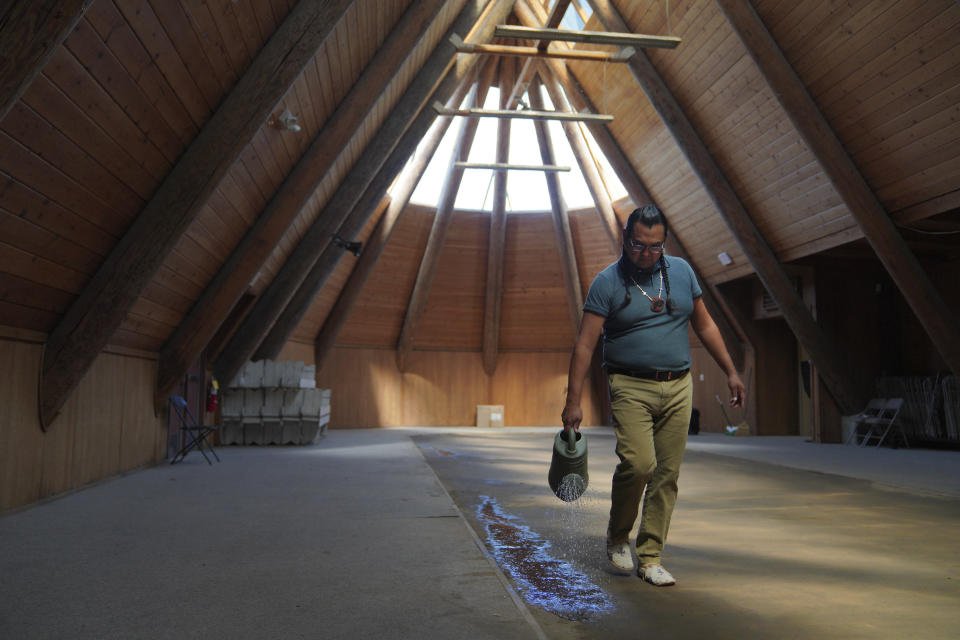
[{"x1": 548, "y1": 429, "x2": 589, "y2": 502}]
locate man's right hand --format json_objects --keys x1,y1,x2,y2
[{"x1": 561, "y1": 404, "x2": 582, "y2": 432}]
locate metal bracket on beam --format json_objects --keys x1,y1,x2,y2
[
  {"x1": 493, "y1": 24, "x2": 680, "y2": 49},
  {"x1": 432, "y1": 100, "x2": 613, "y2": 122}
]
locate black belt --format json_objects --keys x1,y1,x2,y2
[{"x1": 607, "y1": 366, "x2": 689, "y2": 381}]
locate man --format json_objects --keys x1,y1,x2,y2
[{"x1": 562, "y1": 205, "x2": 745, "y2": 587}]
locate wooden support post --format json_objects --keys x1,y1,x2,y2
[
  {"x1": 502, "y1": 56, "x2": 537, "y2": 109},
  {"x1": 215, "y1": 0, "x2": 513, "y2": 383},
  {"x1": 483, "y1": 57, "x2": 514, "y2": 375},
  {"x1": 540, "y1": 53, "x2": 750, "y2": 368},
  {"x1": 450, "y1": 37, "x2": 634, "y2": 62},
  {"x1": 494, "y1": 24, "x2": 680, "y2": 49},
  {"x1": 536, "y1": 65, "x2": 620, "y2": 252},
  {"x1": 155, "y1": 0, "x2": 452, "y2": 403},
  {"x1": 312, "y1": 86, "x2": 473, "y2": 370},
  {"x1": 586, "y1": 0, "x2": 861, "y2": 413},
  {"x1": 528, "y1": 76, "x2": 583, "y2": 334},
  {"x1": 716, "y1": 0, "x2": 960, "y2": 380},
  {"x1": 38, "y1": 0, "x2": 355, "y2": 428},
  {"x1": 396, "y1": 63, "x2": 498, "y2": 372},
  {"x1": 0, "y1": 1, "x2": 93, "y2": 122}
]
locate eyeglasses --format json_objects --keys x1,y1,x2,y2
[{"x1": 628, "y1": 240, "x2": 664, "y2": 254}]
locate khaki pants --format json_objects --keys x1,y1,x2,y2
[{"x1": 607, "y1": 372, "x2": 692, "y2": 565}]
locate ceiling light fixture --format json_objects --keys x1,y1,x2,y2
[{"x1": 273, "y1": 108, "x2": 301, "y2": 132}]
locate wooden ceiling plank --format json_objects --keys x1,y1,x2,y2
[
  {"x1": 218, "y1": 0, "x2": 516, "y2": 381},
  {"x1": 717, "y1": 0, "x2": 960, "y2": 382},
  {"x1": 312, "y1": 82, "x2": 473, "y2": 370},
  {"x1": 0, "y1": 0, "x2": 93, "y2": 122},
  {"x1": 527, "y1": 75, "x2": 583, "y2": 338},
  {"x1": 256, "y1": 67, "x2": 483, "y2": 362},
  {"x1": 37, "y1": 0, "x2": 356, "y2": 428},
  {"x1": 154, "y1": 0, "x2": 455, "y2": 401},
  {"x1": 483, "y1": 56, "x2": 516, "y2": 375},
  {"x1": 395, "y1": 62, "x2": 498, "y2": 373},
  {"x1": 585, "y1": 0, "x2": 861, "y2": 414}
]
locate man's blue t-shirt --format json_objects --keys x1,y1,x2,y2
[{"x1": 583, "y1": 255, "x2": 702, "y2": 371}]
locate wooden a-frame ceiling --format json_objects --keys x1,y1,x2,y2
[{"x1": 1, "y1": 0, "x2": 958, "y2": 426}]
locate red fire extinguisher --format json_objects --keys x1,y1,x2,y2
[{"x1": 206, "y1": 377, "x2": 220, "y2": 413}]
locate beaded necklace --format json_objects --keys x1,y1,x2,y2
[{"x1": 630, "y1": 268, "x2": 665, "y2": 313}]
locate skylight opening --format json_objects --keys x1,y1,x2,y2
[{"x1": 404, "y1": 70, "x2": 625, "y2": 214}]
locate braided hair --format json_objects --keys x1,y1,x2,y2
[{"x1": 615, "y1": 205, "x2": 675, "y2": 314}]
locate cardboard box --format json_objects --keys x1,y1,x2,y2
[{"x1": 477, "y1": 405, "x2": 504, "y2": 428}]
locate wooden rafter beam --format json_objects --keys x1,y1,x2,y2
[
  {"x1": 716, "y1": 0, "x2": 960, "y2": 380},
  {"x1": 155, "y1": 0, "x2": 451, "y2": 403},
  {"x1": 528, "y1": 75, "x2": 583, "y2": 334},
  {"x1": 451, "y1": 34, "x2": 633, "y2": 61},
  {"x1": 533, "y1": 62, "x2": 620, "y2": 252},
  {"x1": 312, "y1": 84, "x2": 475, "y2": 369},
  {"x1": 0, "y1": 0, "x2": 93, "y2": 122},
  {"x1": 585, "y1": 0, "x2": 861, "y2": 413},
  {"x1": 38, "y1": 0, "x2": 355, "y2": 429},
  {"x1": 215, "y1": 0, "x2": 514, "y2": 380},
  {"x1": 495, "y1": 24, "x2": 680, "y2": 49},
  {"x1": 396, "y1": 63, "x2": 498, "y2": 373},
  {"x1": 536, "y1": 39, "x2": 750, "y2": 368},
  {"x1": 455, "y1": 162, "x2": 570, "y2": 171},
  {"x1": 433, "y1": 101, "x2": 613, "y2": 121},
  {"x1": 483, "y1": 56, "x2": 514, "y2": 375}
]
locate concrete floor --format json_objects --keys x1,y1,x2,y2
[{"x1": 2, "y1": 427, "x2": 959, "y2": 639}]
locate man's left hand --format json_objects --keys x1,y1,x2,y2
[{"x1": 728, "y1": 374, "x2": 746, "y2": 408}]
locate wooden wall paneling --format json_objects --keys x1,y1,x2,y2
[
  {"x1": 0, "y1": 0, "x2": 92, "y2": 122},
  {"x1": 83, "y1": 1, "x2": 197, "y2": 145},
  {"x1": 315, "y1": 346, "x2": 405, "y2": 427},
  {"x1": 718, "y1": 0, "x2": 960, "y2": 382},
  {"x1": 498, "y1": 213, "x2": 577, "y2": 351},
  {"x1": 403, "y1": 350, "x2": 491, "y2": 426},
  {"x1": 416, "y1": 210, "x2": 490, "y2": 351},
  {"x1": 19, "y1": 75, "x2": 158, "y2": 200},
  {"x1": 0, "y1": 271, "x2": 74, "y2": 316},
  {"x1": 40, "y1": 0, "x2": 357, "y2": 426},
  {"x1": 161, "y1": 0, "x2": 457, "y2": 399},
  {"x1": 491, "y1": 352, "x2": 604, "y2": 426},
  {"x1": 1, "y1": 336, "x2": 166, "y2": 511}
]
